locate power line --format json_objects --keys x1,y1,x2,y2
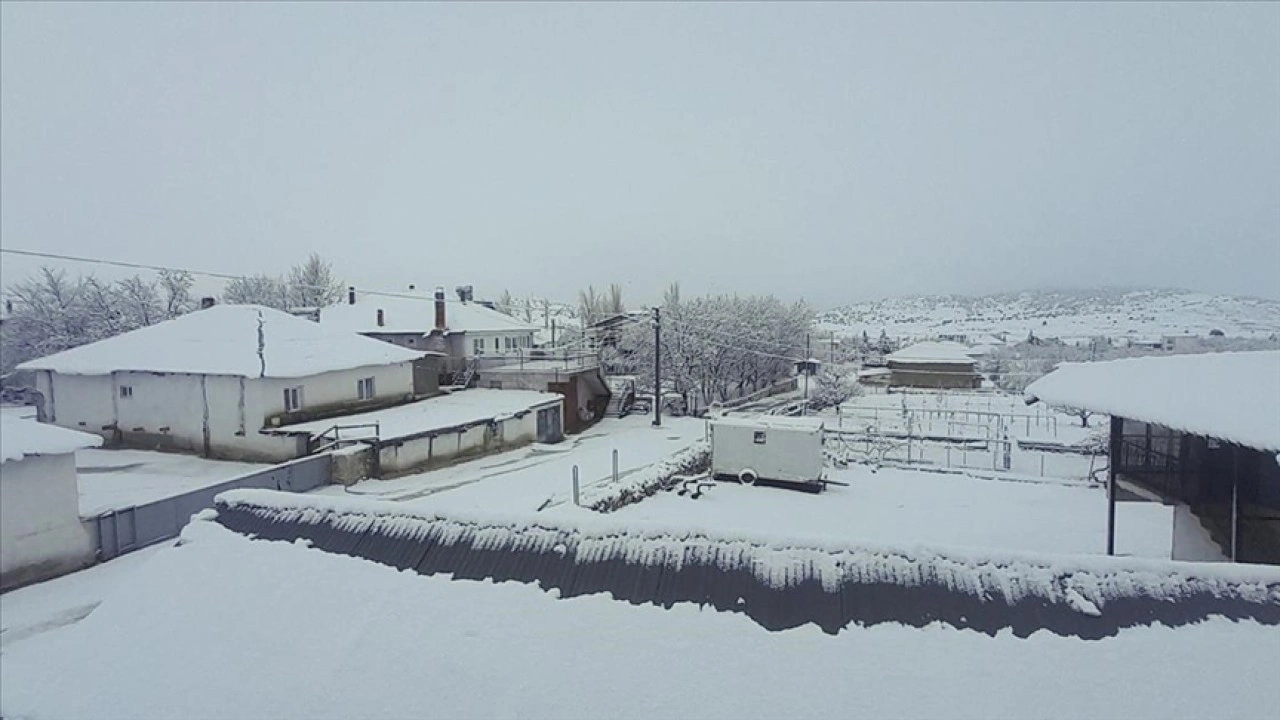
[{"x1": 0, "y1": 247, "x2": 516, "y2": 306}]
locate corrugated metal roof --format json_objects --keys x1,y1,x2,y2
[{"x1": 213, "y1": 496, "x2": 1280, "y2": 640}]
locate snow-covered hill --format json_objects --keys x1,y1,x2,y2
[{"x1": 816, "y1": 289, "x2": 1280, "y2": 343}]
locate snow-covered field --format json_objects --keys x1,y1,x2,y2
[
  {"x1": 817, "y1": 289, "x2": 1280, "y2": 343},
  {"x1": 316, "y1": 415, "x2": 707, "y2": 513},
  {"x1": 75, "y1": 448, "x2": 269, "y2": 517},
  {"x1": 615, "y1": 464, "x2": 1174, "y2": 558},
  {"x1": 1, "y1": 520, "x2": 1275, "y2": 720}
]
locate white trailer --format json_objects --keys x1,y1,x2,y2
[{"x1": 709, "y1": 415, "x2": 825, "y2": 491}]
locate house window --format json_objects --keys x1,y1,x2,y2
[
  {"x1": 119, "y1": 386, "x2": 133, "y2": 399},
  {"x1": 494, "y1": 337, "x2": 500, "y2": 351},
  {"x1": 284, "y1": 386, "x2": 304, "y2": 413},
  {"x1": 473, "y1": 338, "x2": 485, "y2": 355},
  {"x1": 754, "y1": 431, "x2": 767, "y2": 444},
  {"x1": 357, "y1": 377, "x2": 375, "y2": 400},
  {"x1": 504, "y1": 337, "x2": 513, "y2": 351}
]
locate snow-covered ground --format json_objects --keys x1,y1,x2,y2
[
  {"x1": 1, "y1": 520, "x2": 1274, "y2": 720},
  {"x1": 75, "y1": 448, "x2": 269, "y2": 517},
  {"x1": 614, "y1": 464, "x2": 1175, "y2": 558},
  {"x1": 275, "y1": 388, "x2": 562, "y2": 440},
  {"x1": 315, "y1": 415, "x2": 707, "y2": 513},
  {"x1": 817, "y1": 289, "x2": 1280, "y2": 343}
]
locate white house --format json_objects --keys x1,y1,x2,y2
[
  {"x1": 17, "y1": 304, "x2": 432, "y2": 463},
  {"x1": 319, "y1": 287, "x2": 540, "y2": 369},
  {"x1": 0, "y1": 416, "x2": 102, "y2": 590}
]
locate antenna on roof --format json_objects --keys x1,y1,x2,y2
[{"x1": 257, "y1": 310, "x2": 266, "y2": 378}]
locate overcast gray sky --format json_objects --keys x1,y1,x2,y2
[{"x1": 2, "y1": 2, "x2": 1277, "y2": 308}]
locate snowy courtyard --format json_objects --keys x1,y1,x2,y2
[{"x1": 75, "y1": 448, "x2": 269, "y2": 517}]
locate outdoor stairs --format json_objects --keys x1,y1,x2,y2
[
  {"x1": 604, "y1": 378, "x2": 634, "y2": 418},
  {"x1": 454, "y1": 359, "x2": 477, "y2": 389}
]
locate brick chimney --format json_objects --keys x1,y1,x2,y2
[
  {"x1": 348, "y1": 286, "x2": 356, "y2": 305},
  {"x1": 434, "y1": 287, "x2": 446, "y2": 331},
  {"x1": 376, "y1": 308, "x2": 385, "y2": 327}
]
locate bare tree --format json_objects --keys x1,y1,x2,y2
[
  {"x1": 286, "y1": 253, "x2": 343, "y2": 309},
  {"x1": 224, "y1": 274, "x2": 289, "y2": 310},
  {"x1": 607, "y1": 283, "x2": 625, "y2": 315},
  {"x1": 158, "y1": 270, "x2": 195, "y2": 318}
]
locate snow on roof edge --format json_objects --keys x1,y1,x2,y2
[{"x1": 1, "y1": 416, "x2": 103, "y2": 463}]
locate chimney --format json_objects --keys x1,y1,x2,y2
[
  {"x1": 348, "y1": 286, "x2": 356, "y2": 305},
  {"x1": 434, "y1": 287, "x2": 446, "y2": 331},
  {"x1": 376, "y1": 308, "x2": 385, "y2": 327},
  {"x1": 200, "y1": 297, "x2": 216, "y2": 310},
  {"x1": 408, "y1": 283, "x2": 416, "y2": 291}
]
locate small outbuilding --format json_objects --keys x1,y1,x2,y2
[
  {"x1": 1, "y1": 416, "x2": 102, "y2": 589},
  {"x1": 886, "y1": 341, "x2": 982, "y2": 389}
]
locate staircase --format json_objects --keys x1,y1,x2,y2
[
  {"x1": 453, "y1": 358, "x2": 477, "y2": 389},
  {"x1": 604, "y1": 377, "x2": 635, "y2": 418}
]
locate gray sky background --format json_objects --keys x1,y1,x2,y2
[{"x1": 2, "y1": 2, "x2": 1277, "y2": 308}]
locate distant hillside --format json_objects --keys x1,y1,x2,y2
[{"x1": 816, "y1": 289, "x2": 1280, "y2": 342}]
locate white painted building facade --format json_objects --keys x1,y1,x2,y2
[
  {"x1": 0, "y1": 417, "x2": 101, "y2": 590},
  {"x1": 18, "y1": 305, "x2": 428, "y2": 463},
  {"x1": 320, "y1": 287, "x2": 540, "y2": 363}
]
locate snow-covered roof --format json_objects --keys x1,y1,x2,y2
[
  {"x1": 886, "y1": 341, "x2": 977, "y2": 365},
  {"x1": 1, "y1": 416, "x2": 102, "y2": 463},
  {"x1": 319, "y1": 292, "x2": 539, "y2": 336},
  {"x1": 713, "y1": 415, "x2": 825, "y2": 432},
  {"x1": 17, "y1": 305, "x2": 424, "y2": 379},
  {"x1": 1025, "y1": 351, "x2": 1280, "y2": 453},
  {"x1": 268, "y1": 389, "x2": 562, "y2": 439}
]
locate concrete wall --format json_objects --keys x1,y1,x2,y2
[
  {"x1": 0, "y1": 453, "x2": 96, "y2": 590},
  {"x1": 38, "y1": 361, "x2": 415, "y2": 463},
  {"x1": 376, "y1": 400, "x2": 555, "y2": 476}
]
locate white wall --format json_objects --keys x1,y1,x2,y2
[
  {"x1": 258, "y1": 363, "x2": 414, "y2": 418},
  {"x1": 463, "y1": 331, "x2": 537, "y2": 358},
  {"x1": 376, "y1": 402, "x2": 551, "y2": 476},
  {"x1": 39, "y1": 361, "x2": 415, "y2": 463},
  {"x1": 0, "y1": 452, "x2": 96, "y2": 589}
]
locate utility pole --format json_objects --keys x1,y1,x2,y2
[
  {"x1": 652, "y1": 306, "x2": 662, "y2": 427},
  {"x1": 551, "y1": 319, "x2": 557, "y2": 347},
  {"x1": 829, "y1": 332, "x2": 836, "y2": 364},
  {"x1": 802, "y1": 333, "x2": 811, "y2": 416}
]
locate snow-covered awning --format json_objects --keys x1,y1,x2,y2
[{"x1": 1025, "y1": 351, "x2": 1280, "y2": 453}]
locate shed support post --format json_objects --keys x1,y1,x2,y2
[
  {"x1": 1230, "y1": 445, "x2": 1240, "y2": 562},
  {"x1": 1107, "y1": 415, "x2": 1121, "y2": 556}
]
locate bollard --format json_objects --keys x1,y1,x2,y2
[
  {"x1": 946, "y1": 446, "x2": 952, "y2": 468},
  {"x1": 612, "y1": 449, "x2": 619, "y2": 483},
  {"x1": 1040, "y1": 454, "x2": 1046, "y2": 477},
  {"x1": 572, "y1": 465, "x2": 580, "y2": 506}
]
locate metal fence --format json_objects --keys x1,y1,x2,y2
[{"x1": 89, "y1": 454, "x2": 331, "y2": 561}]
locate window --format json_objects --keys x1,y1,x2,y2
[
  {"x1": 504, "y1": 337, "x2": 513, "y2": 351},
  {"x1": 284, "y1": 386, "x2": 304, "y2": 413},
  {"x1": 754, "y1": 431, "x2": 767, "y2": 444},
  {"x1": 119, "y1": 386, "x2": 133, "y2": 399},
  {"x1": 473, "y1": 338, "x2": 485, "y2": 355},
  {"x1": 357, "y1": 377, "x2": 375, "y2": 400},
  {"x1": 493, "y1": 337, "x2": 500, "y2": 351}
]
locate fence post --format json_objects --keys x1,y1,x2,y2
[
  {"x1": 572, "y1": 465, "x2": 580, "y2": 506},
  {"x1": 612, "y1": 449, "x2": 619, "y2": 483},
  {"x1": 1040, "y1": 454, "x2": 1045, "y2": 477}
]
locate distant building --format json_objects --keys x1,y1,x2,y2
[
  {"x1": 320, "y1": 286, "x2": 539, "y2": 379},
  {"x1": 1, "y1": 416, "x2": 101, "y2": 590},
  {"x1": 17, "y1": 304, "x2": 437, "y2": 462},
  {"x1": 885, "y1": 342, "x2": 982, "y2": 389},
  {"x1": 1026, "y1": 351, "x2": 1280, "y2": 565}
]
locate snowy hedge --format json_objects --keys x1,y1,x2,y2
[{"x1": 581, "y1": 440, "x2": 711, "y2": 513}]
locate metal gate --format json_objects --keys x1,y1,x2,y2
[{"x1": 536, "y1": 406, "x2": 562, "y2": 444}]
